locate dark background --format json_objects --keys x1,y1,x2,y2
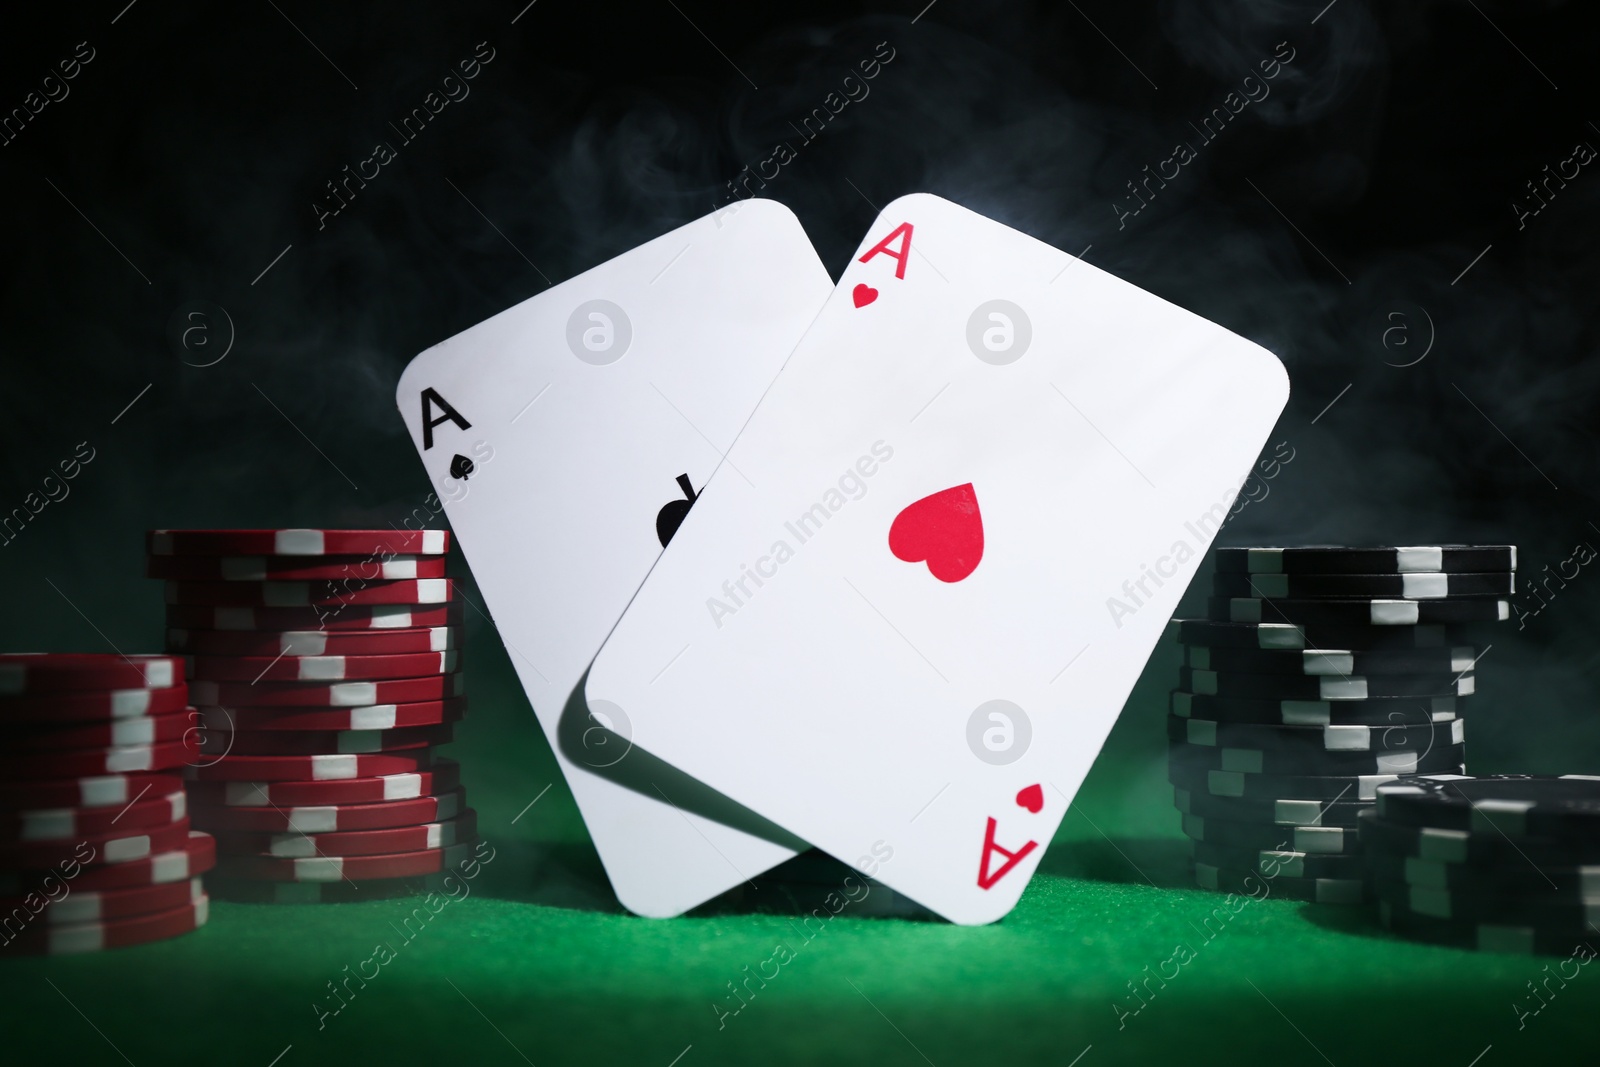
[{"x1": 2, "y1": 0, "x2": 1597, "y2": 772}]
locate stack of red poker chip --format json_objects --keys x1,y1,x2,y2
[
  {"x1": 150, "y1": 529, "x2": 479, "y2": 901},
  {"x1": 0, "y1": 653, "x2": 214, "y2": 954}
]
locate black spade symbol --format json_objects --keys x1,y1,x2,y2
[
  {"x1": 655, "y1": 473, "x2": 698, "y2": 547},
  {"x1": 449, "y1": 454, "x2": 475, "y2": 481}
]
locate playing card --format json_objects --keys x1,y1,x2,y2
[
  {"x1": 395, "y1": 200, "x2": 832, "y2": 916},
  {"x1": 586, "y1": 193, "x2": 1289, "y2": 924}
]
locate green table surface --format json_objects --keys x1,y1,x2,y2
[{"x1": 2, "y1": 628, "x2": 1592, "y2": 1067}]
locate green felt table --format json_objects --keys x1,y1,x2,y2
[{"x1": 1, "y1": 630, "x2": 1592, "y2": 1067}]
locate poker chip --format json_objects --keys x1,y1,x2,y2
[
  {"x1": 1374, "y1": 774, "x2": 1600, "y2": 839},
  {"x1": 0, "y1": 819, "x2": 192, "y2": 869},
  {"x1": 205, "y1": 876, "x2": 440, "y2": 904},
  {"x1": 1365, "y1": 852, "x2": 1600, "y2": 895},
  {"x1": 0, "y1": 739, "x2": 197, "y2": 780},
  {"x1": 1168, "y1": 761, "x2": 1412, "y2": 800},
  {"x1": 1191, "y1": 840, "x2": 1366, "y2": 880},
  {"x1": 199, "y1": 723, "x2": 454, "y2": 756},
  {"x1": 1168, "y1": 738, "x2": 1466, "y2": 776},
  {"x1": 4, "y1": 895, "x2": 210, "y2": 955},
  {"x1": 6, "y1": 710, "x2": 197, "y2": 751},
  {"x1": 164, "y1": 577, "x2": 455, "y2": 607},
  {"x1": 0, "y1": 830, "x2": 216, "y2": 895},
  {"x1": 1170, "y1": 716, "x2": 1465, "y2": 754},
  {"x1": 1207, "y1": 596, "x2": 1511, "y2": 626},
  {"x1": 189, "y1": 789, "x2": 465, "y2": 833},
  {"x1": 0, "y1": 654, "x2": 182, "y2": 694},
  {"x1": 1182, "y1": 644, "x2": 1479, "y2": 677},
  {"x1": 212, "y1": 840, "x2": 478, "y2": 882},
  {"x1": 1215, "y1": 545, "x2": 1518, "y2": 575},
  {"x1": 1377, "y1": 900, "x2": 1589, "y2": 956},
  {"x1": 1177, "y1": 666, "x2": 1474, "y2": 700},
  {"x1": 196, "y1": 697, "x2": 466, "y2": 732},
  {"x1": 187, "y1": 650, "x2": 458, "y2": 682},
  {"x1": 0, "y1": 771, "x2": 186, "y2": 810},
  {"x1": 147, "y1": 554, "x2": 449, "y2": 581},
  {"x1": 1370, "y1": 878, "x2": 1600, "y2": 926},
  {"x1": 1173, "y1": 787, "x2": 1371, "y2": 828},
  {"x1": 1181, "y1": 813, "x2": 1361, "y2": 854},
  {"x1": 1192, "y1": 861, "x2": 1368, "y2": 904},
  {"x1": 0, "y1": 877, "x2": 204, "y2": 926},
  {"x1": 3, "y1": 791, "x2": 187, "y2": 842},
  {"x1": 1174, "y1": 619, "x2": 1453, "y2": 651},
  {"x1": 167, "y1": 626, "x2": 461, "y2": 657},
  {"x1": 166, "y1": 603, "x2": 463, "y2": 632},
  {"x1": 185, "y1": 759, "x2": 460, "y2": 806},
  {"x1": 1212, "y1": 571, "x2": 1514, "y2": 599},
  {"x1": 1357, "y1": 809, "x2": 1600, "y2": 865},
  {"x1": 183, "y1": 750, "x2": 434, "y2": 782},
  {"x1": 210, "y1": 809, "x2": 476, "y2": 858},
  {"x1": 0, "y1": 684, "x2": 191, "y2": 723},
  {"x1": 1171, "y1": 690, "x2": 1461, "y2": 726},
  {"x1": 190, "y1": 672, "x2": 463, "y2": 707},
  {"x1": 147, "y1": 528, "x2": 449, "y2": 557}
]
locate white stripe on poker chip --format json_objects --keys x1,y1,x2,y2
[
  {"x1": 1303, "y1": 652, "x2": 1354, "y2": 674},
  {"x1": 1470, "y1": 799, "x2": 1533, "y2": 835},
  {"x1": 1188, "y1": 647, "x2": 1211, "y2": 669},
  {"x1": 383, "y1": 773, "x2": 425, "y2": 799},
  {"x1": 312, "y1": 755, "x2": 360, "y2": 779},
  {"x1": 275, "y1": 530, "x2": 326, "y2": 555},
  {"x1": 1257, "y1": 624, "x2": 1305, "y2": 649},
  {"x1": 1292, "y1": 826, "x2": 1349, "y2": 853},
  {"x1": 292, "y1": 856, "x2": 346, "y2": 880},
  {"x1": 1246, "y1": 549, "x2": 1285, "y2": 573},
  {"x1": 1414, "y1": 826, "x2": 1471, "y2": 863},
  {"x1": 417, "y1": 578, "x2": 447, "y2": 602},
  {"x1": 1172, "y1": 692, "x2": 1194, "y2": 718},
  {"x1": 263, "y1": 583, "x2": 310, "y2": 607},
  {"x1": 422, "y1": 530, "x2": 446, "y2": 554},
  {"x1": 108, "y1": 689, "x2": 155, "y2": 717},
  {"x1": 1228, "y1": 599, "x2": 1263, "y2": 623},
  {"x1": 1186, "y1": 720, "x2": 1217, "y2": 746},
  {"x1": 1282, "y1": 702, "x2": 1333, "y2": 725},
  {"x1": 1375, "y1": 751, "x2": 1420, "y2": 774},
  {"x1": 1194, "y1": 671, "x2": 1218, "y2": 696},
  {"x1": 1277, "y1": 799, "x2": 1334, "y2": 824},
  {"x1": 1207, "y1": 771, "x2": 1246, "y2": 796},
  {"x1": 1369, "y1": 600, "x2": 1421, "y2": 624},
  {"x1": 106, "y1": 746, "x2": 158, "y2": 773},
  {"x1": 1220, "y1": 749, "x2": 1263, "y2": 774},
  {"x1": 76, "y1": 775, "x2": 135, "y2": 807},
  {"x1": 1319, "y1": 677, "x2": 1368, "y2": 699},
  {"x1": 151, "y1": 531, "x2": 174, "y2": 554},
  {"x1": 104, "y1": 834, "x2": 154, "y2": 863},
  {"x1": 1401, "y1": 573, "x2": 1449, "y2": 598},
  {"x1": 1395, "y1": 547, "x2": 1444, "y2": 571},
  {"x1": 1258, "y1": 850, "x2": 1306, "y2": 878},
  {"x1": 22, "y1": 811, "x2": 75, "y2": 839},
  {"x1": 1476, "y1": 925, "x2": 1538, "y2": 955},
  {"x1": 1323, "y1": 725, "x2": 1372, "y2": 751}
]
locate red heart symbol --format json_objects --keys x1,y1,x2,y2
[
  {"x1": 852, "y1": 283, "x2": 878, "y2": 308},
  {"x1": 1016, "y1": 784, "x2": 1043, "y2": 814},
  {"x1": 888, "y1": 483, "x2": 983, "y2": 583}
]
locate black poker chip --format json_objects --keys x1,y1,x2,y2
[
  {"x1": 1375, "y1": 775, "x2": 1600, "y2": 841},
  {"x1": 1190, "y1": 840, "x2": 1366, "y2": 880},
  {"x1": 1168, "y1": 760, "x2": 1427, "y2": 801},
  {"x1": 1192, "y1": 861, "x2": 1368, "y2": 904},
  {"x1": 1182, "y1": 643, "x2": 1479, "y2": 677},
  {"x1": 1358, "y1": 810, "x2": 1600, "y2": 866},
  {"x1": 1370, "y1": 877, "x2": 1600, "y2": 927},
  {"x1": 1215, "y1": 546, "x2": 1517, "y2": 575},
  {"x1": 1207, "y1": 596, "x2": 1511, "y2": 626},
  {"x1": 1377, "y1": 900, "x2": 1591, "y2": 955},
  {"x1": 1173, "y1": 787, "x2": 1372, "y2": 828},
  {"x1": 1177, "y1": 666, "x2": 1474, "y2": 701},
  {"x1": 1181, "y1": 813, "x2": 1362, "y2": 855},
  {"x1": 1366, "y1": 851, "x2": 1600, "y2": 896},
  {"x1": 1174, "y1": 619, "x2": 1455, "y2": 651},
  {"x1": 1170, "y1": 690, "x2": 1461, "y2": 727},
  {"x1": 1212, "y1": 571, "x2": 1514, "y2": 600},
  {"x1": 1169, "y1": 738, "x2": 1465, "y2": 777},
  {"x1": 1169, "y1": 715, "x2": 1464, "y2": 755}
]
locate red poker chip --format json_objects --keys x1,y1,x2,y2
[
  {"x1": 211, "y1": 809, "x2": 477, "y2": 858},
  {"x1": 199, "y1": 722, "x2": 454, "y2": 756},
  {"x1": 212, "y1": 840, "x2": 479, "y2": 882},
  {"x1": 147, "y1": 528, "x2": 449, "y2": 557},
  {"x1": 0, "y1": 771, "x2": 186, "y2": 810},
  {"x1": 4, "y1": 894, "x2": 210, "y2": 954},
  {"x1": 3, "y1": 791, "x2": 188, "y2": 842},
  {"x1": 0, "y1": 684, "x2": 190, "y2": 723},
  {"x1": 183, "y1": 750, "x2": 433, "y2": 782},
  {"x1": 189, "y1": 788, "x2": 466, "y2": 833},
  {"x1": 194, "y1": 697, "x2": 466, "y2": 732},
  {"x1": 204, "y1": 877, "x2": 438, "y2": 903},
  {"x1": 147, "y1": 554, "x2": 449, "y2": 581},
  {"x1": 0, "y1": 655, "x2": 182, "y2": 694},
  {"x1": 164, "y1": 577, "x2": 456, "y2": 608},
  {"x1": 0, "y1": 831, "x2": 216, "y2": 896},
  {"x1": 0, "y1": 739, "x2": 197, "y2": 780},
  {"x1": 188, "y1": 650, "x2": 458, "y2": 683},
  {"x1": 8, "y1": 709, "x2": 197, "y2": 751},
  {"x1": 166, "y1": 626, "x2": 461, "y2": 657},
  {"x1": 167, "y1": 603, "x2": 463, "y2": 632},
  {"x1": 0, "y1": 819, "x2": 192, "y2": 869},
  {"x1": 190, "y1": 672, "x2": 463, "y2": 707},
  {"x1": 0, "y1": 876, "x2": 203, "y2": 927},
  {"x1": 185, "y1": 758, "x2": 460, "y2": 806}
]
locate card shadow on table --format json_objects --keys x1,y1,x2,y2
[{"x1": 1036, "y1": 833, "x2": 1196, "y2": 889}]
